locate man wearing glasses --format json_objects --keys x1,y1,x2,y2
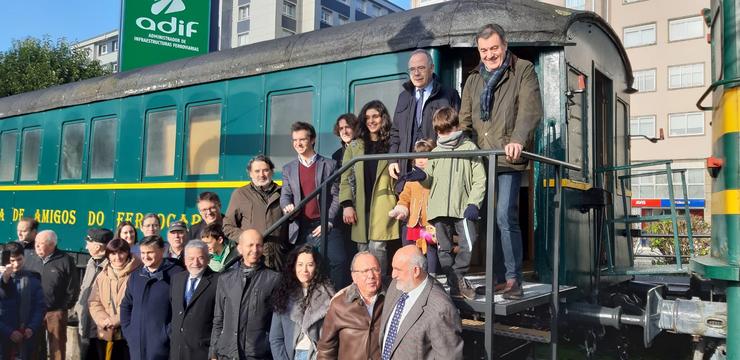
[
  {"x1": 388, "y1": 49, "x2": 460, "y2": 179},
  {"x1": 317, "y1": 252, "x2": 385, "y2": 360},
  {"x1": 190, "y1": 192, "x2": 225, "y2": 241}
]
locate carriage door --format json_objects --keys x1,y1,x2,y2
[{"x1": 594, "y1": 70, "x2": 614, "y2": 190}]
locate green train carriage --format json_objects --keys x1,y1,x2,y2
[{"x1": 4, "y1": 0, "x2": 732, "y2": 358}]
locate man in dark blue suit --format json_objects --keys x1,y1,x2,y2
[
  {"x1": 280, "y1": 121, "x2": 349, "y2": 288},
  {"x1": 169, "y1": 240, "x2": 218, "y2": 360}
]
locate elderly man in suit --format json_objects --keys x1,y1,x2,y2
[
  {"x1": 280, "y1": 121, "x2": 350, "y2": 289},
  {"x1": 169, "y1": 240, "x2": 218, "y2": 360},
  {"x1": 379, "y1": 245, "x2": 463, "y2": 360}
]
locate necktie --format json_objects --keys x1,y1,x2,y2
[
  {"x1": 415, "y1": 89, "x2": 425, "y2": 126},
  {"x1": 185, "y1": 277, "x2": 197, "y2": 305},
  {"x1": 381, "y1": 293, "x2": 409, "y2": 360}
]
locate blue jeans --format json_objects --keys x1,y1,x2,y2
[
  {"x1": 294, "y1": 349, "x2": 310, "y2": 360},
  {"x1": 493, "y1": 171, "x2": 523, "y2": 283}
]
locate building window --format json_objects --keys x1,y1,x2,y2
[
  {"x1": 623, "y1": 0, "x2": 643, "y2": 3},
  {"x1": 630, "y1": 115, "x2": 656, "y2": 138},
  {"x1": 633, "y1": 169, "x2": 705, "y2": 199},
  {"x1": 281, "y1": 28, "x2": 295, "y2": 37},
  {"x1": 668, "y1": 63, "x2": 704, "y2": 89},
  {"x1": 669, "y1": 16, "x2": 704, "y2": 42},
  {"x1": 238, "y1": 5, "x2": 249, "y2": 21},
  {"x1": 669, "y1": 112, "x2": 704, "y2": 136},
  {"x1": 98, "y1": 44, "x2": 108, "y2": 55},
  {"x1": 237, "y1": 32, "x2": 249, "y2": 46},
  {"x1": 623, "y1": 23, "x2": 656, "y2": 48},
  {"x1": 372, "y1": 5, "x2": 382, "y2": 16},
  {"x1": 282, "y1": 0, "x2": 296, "y2": 18},
  {"x1": 321, "y1": 8, "x2": 333, "y2": 24},
  {"x1": 356, "y1": 0, "x2": 367, "y2": 13},
  {"x1": 112, "y1": 40, "x2": 118, "y2": 52},
  {"x1": 112, "y1": 63, "x2": 119, "y2": 72},
  {"x1": 338, "y1": 14, "x2": 349, "y2": 25},
  {"x1": 633, "y1": 69, "x2": 656, "y2": 92},
  {"x1": 566, "y1": 0, "x2": 586, "y2": 10}
]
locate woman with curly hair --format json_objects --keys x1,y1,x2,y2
[
  {"x1": 269, "y1": 245, "x2": 335, "y2": 360},
  {"x1": 339, "y1": 100, "x2": 400, "y2": 278}
]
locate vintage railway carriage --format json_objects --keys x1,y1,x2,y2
[{"x1": 0, "y1": 0, "x2": 659, "y2": 357}]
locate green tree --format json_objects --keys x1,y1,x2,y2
[{"x1": 0, "y1": 36, "x2": 112, "y2": 97}]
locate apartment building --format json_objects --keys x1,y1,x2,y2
[
  {"x1": 72, "y1": 30, "x2": 120, "y2": 72},
  {"x1": 76, "y1": 0, "x2": 403, "y2": 72},
  {"x1": 218, "y1": 0, "x2": 403, "y2": 49},
  {"x1": 414, "y1": 0, "x2": 712, "y2": 219}
]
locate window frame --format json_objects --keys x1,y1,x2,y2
[
  {"x1": 183, "y1": 100, "x2": 224, "y2": 179},
  {"x1": 667, "y1": 62, "x2": 704, "y2": 90},
  {"x1": 0, "y1": 130, "x2": 19, "y2": 183},
  {"x1": 237, "y1": 32, "x2": 250, "y2": 46},
  {"x1": 668, "y1": 111, "x2": 705, "y2": 137},
  {"x1": 668, "y1": 15, "x2": 705, "y2": 42},
  {"x1": 98, "y1": 43, "x2": 108, "y2": 55},
  {"x1": 18, "y1": 127, "x2": 44, "y2": 184},
  {"x1": 266, "y1": 87, "x2": 316, "y2": 171},
  {"x1": 58, "y1": 120, "x2": 88, "y2": 182},
  {"x1": 321, "y1": 7, "x2": 333, "y2": 24},
  {"x1": 630, "y1": 115, "x2": 656, "y2": 138},
  {"x1": 238, "y1": 4, "x2": 250, "y2": 21},
  {"x1": 338, "y1": 14, "x2": 349, "y2": 25},
  {"x1": 88, "y1": 116, "x2": 119, "y2": 181},
  {"x1": 633, "y1": 68, "x2": 657, "y2": 93},
  {"x1": 282, "y1": 0, "x2": 297, "y2": 19},
  {"x1": 142, "y1": 106, "x2": 181, "y2": 180},
  {"x1": 623, "y1": 22, "x2": 657, "y2": 48}
]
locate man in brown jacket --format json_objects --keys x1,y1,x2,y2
[
  {"x1": 459, "y1": 23, "x2": 543, "y2": 299},
  {"x1": 317, "y1": 252, "x2": 385, "y2": 360},
  {"x1": 223, "y1": 155, "x2": 288, "y2": 270}
]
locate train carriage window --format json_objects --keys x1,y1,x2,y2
[
  {"x1": 0, "y1": 131, "x2": 18, "y2": 182},
  {"x1": 268, "y1": 91, "x2": 313, "y2": 170},
  {"x1": 145, "y1": 109, "x2": 177, "y2": 177},
  {"x1": 187, "y1": 103, "x2": 221, "y2": 175},
  {"x1": 352, "y1": 78, "x2": 406, "y2": 114},
  {"x1": 90, "y1": 117, "x2": 118, "y2": 179},
  {"x1": 60, "y1": 122, "x2": 85, "y2": 180},
  {"x1": 20, "y1": 128, "x2": 42, "y2": 181}
]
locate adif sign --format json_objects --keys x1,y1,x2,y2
[{"x1": 120, "y1": 0, "x2": 210, "y2": 72}]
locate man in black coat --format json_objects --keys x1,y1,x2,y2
[
  {"x1": 210, "y1": 229, "x2": 281, "y2": 360},
  {"x1": 169, "y1": 240, "x2": 218, "y2": 360},
  {"x1": 388, "y1": 49, "x2": 460, "y2": 179}
]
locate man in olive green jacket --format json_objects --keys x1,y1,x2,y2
[{"x1": 459, "y1": 24, "x2": 543, "y2": 299}]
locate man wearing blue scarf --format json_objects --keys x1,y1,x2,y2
[{"x1": 459, "y1": 23, "x2": 543, "y2": 300}]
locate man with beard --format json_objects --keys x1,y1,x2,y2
[
  {"x1": 223, "y1": 155, "x2": 288, "y2": 270},
  {"x1": 379, "y1": 246, "x2": 462, "y2": 360}
]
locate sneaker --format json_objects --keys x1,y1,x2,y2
[
  {"x1": 458, "y1": 278, "x2": 476, "y2": 300},
  {"x1": 502, "y1": 281, "x2": 524, "y2": 300}
]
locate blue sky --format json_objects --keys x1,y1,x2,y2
[{"x1": 0, "y1": 0, "x2": 410, "y2": 53}]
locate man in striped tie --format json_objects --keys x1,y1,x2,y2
[{"x1": 379, "y1": 245, "x2": 463, "y2": 359}]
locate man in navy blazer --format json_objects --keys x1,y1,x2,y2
[
  {"x1": 280, "y1": 121, "x2": 350, "y2": 288},
  {"x1": 169, "y1": 240, "x2": 218, "y2": 360}
]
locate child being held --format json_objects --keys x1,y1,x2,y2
[
  {"x1": 388, "y1": 139, "x2": 439, "y2": 276},
  {"x1": 406, "y1": 106, "x2": 486, "y2": 300}
]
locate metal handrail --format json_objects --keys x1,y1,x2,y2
[
  {"x1": 223, "y1": 148, "x2": 580, "y2": 360},
  {"x1": 696, "y1": 77, "x2": 740, "y2": 111}
]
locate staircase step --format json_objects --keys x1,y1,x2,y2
[
  {"x1": 462, "y1": 319, "x2": 551, "y2": 343},
  {"x1": 601, "y1": 264, "x2": 690, "y2": 276}
]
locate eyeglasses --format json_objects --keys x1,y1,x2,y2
[
  {"x1": 351, "y1": 267, "x2": 381, "y2": 277},
  {"x1": 199, "y1": 206, "x2": 219, "y2": 214},
  {"x1": 408, "y1": 66, "x2": 427, "y2": 74}
]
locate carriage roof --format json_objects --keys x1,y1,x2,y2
[{"x1": 0, "y1": 0, "x2": 631, "y2": 119}]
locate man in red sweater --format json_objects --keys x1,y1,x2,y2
[{"x1": 280, "y1": 121, "x2": 350, "y2": 288}]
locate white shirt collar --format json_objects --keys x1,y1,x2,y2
[{"x1": 298, "y1": 153, "x2": 318, "y2": 167}]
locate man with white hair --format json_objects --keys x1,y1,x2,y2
[
  {"x1": 30, "y1": 230, "x2": 80, "y2": 360},
  {"x1": 379, "y1": 245, "x2": 462, "y2": 360}
]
